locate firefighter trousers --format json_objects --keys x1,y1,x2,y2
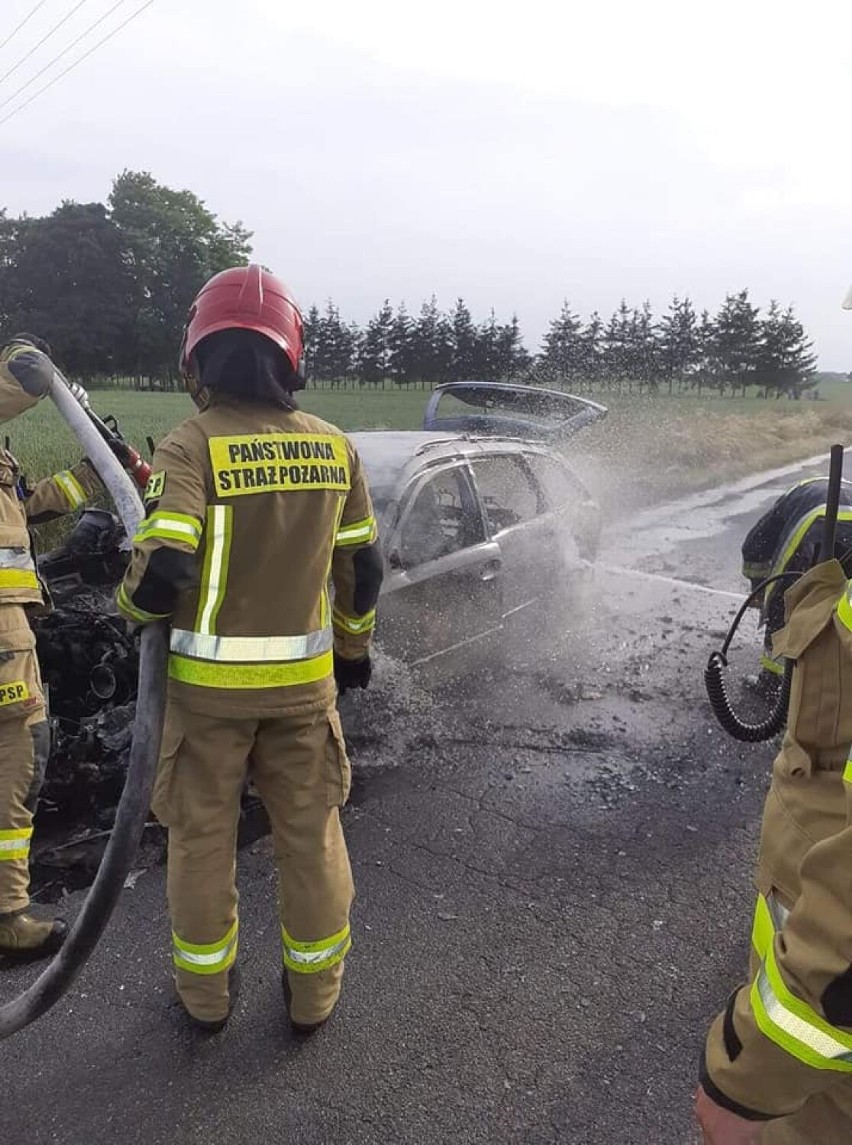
[
  {"x1": 0, "y1": 605, "x2": 49, "y2": 915},
  {"x1": 760, "y1": 1087, "x2": 852, "y2": 1143},
  {"x1": 152, "y1": 701, "x2": 355, "y2": 1026},
  {"x1": 755, "y1": 769, "x2": 852, "y2": 1143}
]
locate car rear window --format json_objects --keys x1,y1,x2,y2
[{"x1": 470, "y1": 455, "x2": 542, "y2": 533}]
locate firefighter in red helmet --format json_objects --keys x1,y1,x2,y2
[{"x1": 117, "y1": 264, "x2": 383, "y2": 1033}]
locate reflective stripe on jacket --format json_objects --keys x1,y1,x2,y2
[
  {"x1": 117, "y1": 397, "x2": 383, "y2": 717},
  {"x1": 0, "y1": 347, "x2": 100, "y2": 606}
]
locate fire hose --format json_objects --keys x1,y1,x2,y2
[
  {"x1": 61, "y1": 382, "x2": 153, "y2": 493},
  {"x1": 0, "y1": 368, "x2": 167, "y2": 1040},
  {"x1": 704, "y1": 444, "x2": 845, "y2": 742}
]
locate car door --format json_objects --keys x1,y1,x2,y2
[
  {"x1": 378, "y1": 461, "x2": 503, "y2": 666},
  {"x1": 523, "y1": 451, "x2": 601, "y2": 564},
  {"x1": 467, "y1": 451, "x2": 558, "y2": 622}
]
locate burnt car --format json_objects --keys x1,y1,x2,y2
[
  {"x1": 351, "y1": 381, "x2": 605, "y2": 669},
  {"x1": 32, "y1": 381, "x2": 605, "y2": 818}
]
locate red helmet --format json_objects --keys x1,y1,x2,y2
[{"x1": 179, "y1": 264, "x2": 304, "y2": 384}]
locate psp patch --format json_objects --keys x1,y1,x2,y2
[
  {"x1": 208, "y1": 433, "x2": 351, "y2": 498},
  {"x1": 144, "y1": 471, "x2": 166, "y2": 502},
  {"x1": 0, "y1": 681, "x2": 29, "y2": 707}
]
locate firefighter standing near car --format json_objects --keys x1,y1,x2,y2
[
  {"x1": 740, "y1": 475, "x2": 852, "y2": 689},
  {"x1": 116, "y1": 264, "x2": 383, "y2": 1034},
  {"x1": 0, "y1": 335, "x2": 102, "y2": 961},
  {"x1": 695, "y1": 293, "x2": 852, "y2": 1143}
]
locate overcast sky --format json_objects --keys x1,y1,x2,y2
[{"x1": 2, "y1": 0, "x2": 852, "y2": 367}]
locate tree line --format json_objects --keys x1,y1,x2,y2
[
  {"x1": 0, "y1": 173, "x2": 818, "y2": 398},
  {"x1": 0, "y1": 171, "x2": 251, "y2": 385},
  {"x1": 307, "y1": 292, "x2": 818, "y2": 399}
]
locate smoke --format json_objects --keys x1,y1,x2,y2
[{"x1": 337, "y1": 646, "x2": 438, "y2": 766}]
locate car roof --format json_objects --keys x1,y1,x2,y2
[{"x1": 349, "y1": 429, "x2": 558, "y2": 506}]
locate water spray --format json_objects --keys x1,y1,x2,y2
[{"x1": 593, "y1": 562, "x2": 744, "y2": 601}]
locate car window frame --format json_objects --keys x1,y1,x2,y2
[
  {"x1": 522, "y1": 449, "x2": 589, "y2": 515},
  {"x1": 391, "y1": 457, "x2": 488, "y2": 570},
  {"x1": 468, "y1": 449, "x2": 548, "y2": 538}
]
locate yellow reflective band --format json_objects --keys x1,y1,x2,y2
[
  {"x1": 209, "y1": 433, "x2": 351, "y2": 498},
  {"x1": 844, "y1": 759, "x2": 852, "y2": 785},
  {"x1": 0, "y1": 568, "x2": 39, "y2": 591},
  {"x1": 170, "y1": 626, "x2": 332, "y2": 663},
  {"x1": 168, "y1": 649, "x2": 333, "y2": 690},
  {"x1": 116, "y1": 582, "x2": 170, "y2": 624},
  {"x1": 839, "y1": 583, "x2": 852, "y2": 633},
  {"x1": 53, "y1": 469, "x2": 87, "y2": 510},
  {"x1": 173, "y1": 920, "x2": 238, "y2": 976},
  {"x1": 332, "y1": 607, "x2": 376, "y2": 635},
  {"x1": 335, "y1": 516, "x2": 376, "y2": 547},
  {"x1": 766, "y1": 509, "x2": 852, "y2": 607},
  {"x1": 0, "y1": 681, "x2": 29, "y2": 706},
  {"x1": 760, "y1": 653, "x2": 785, "y2": 677},
  {"x1": 750, "y1": 893, "x2": 852, "y2": 1070},
  {"x1": 133, "y1": 512, "x2": 202, "y2": 551},
  {"x1": 281, "y1": 923, "x2": 351, "y2": 974},
  {"x1": 751, "y1": 893, "x2": 775, "y2": 960},
  {"x1": 0, "y1": 826, "x2": 32, "y2": 862},
  {"x1": 196, "y1": 505, "x2": 232, "y2": 635}
]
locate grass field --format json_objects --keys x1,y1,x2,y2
[{"x1": 11, "y1": 381, "x2": 852, "y2": 537}]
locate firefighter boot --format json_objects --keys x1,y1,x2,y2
[
  {"x1": 176, "y1": 964, "x2": 241, "y2": 1034},
  {"x1": 282, "y1": 970, "x2": 335, "y2": 1037},
  {"x1": 0, "y1": 908, "x2": 67, "y2": 962}
]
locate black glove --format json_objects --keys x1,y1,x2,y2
[
  {"x1": 333, "y1": 652, "x2": 372, "y2": 695},
  {"x1": 105, "y1": 436, "x2": 133, "y2": 467}
]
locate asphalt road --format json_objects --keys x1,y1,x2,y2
[{"x1": 0, "y1": 454, "x2": 833, "y2": 1144}]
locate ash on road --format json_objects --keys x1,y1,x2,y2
[{"x1": 1, "y1": 459, "x2": 818, "y2": 1145}]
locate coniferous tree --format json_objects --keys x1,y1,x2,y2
[
  {"x1": 712, "y1": 289, "x2": 760, "y2": 396},
  {"x1": 389, "y1": 303, "x2": 417, "y2": 385},
  {"x1": 413, "y1": 295, "x2": 453, "y2": 384},
  {"x1": 658, "y1": 296, "x2": 698, "y2": 395},
  {"x1": 496, "y1": 314, "x2": 529, "y2": 380},
  {"x1": 356, "y1": 300, "x2": 394, "y2": 385},
  {"x1": 541, "y1": 301, "x2": 585, "y2": 384},
  {"x1": 450, "y1": 299, "x2": 479, "y2": 378},
  {"x1": 756, "y1": 301, "x2": 817, "y2": 399}
]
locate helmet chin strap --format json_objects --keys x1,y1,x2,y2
[{"x1": 182, "y1": 355, "x2": 210, "y2": 410}]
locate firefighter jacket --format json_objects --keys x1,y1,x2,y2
[
  {"x1": 741, "y1": 477, "x2": 852, "y2": 601},
  {"x1": 0, "y1": 344, "x2": 101, "y2": 608},
  {"x1": 117, "y1": 397, "x2": 384, "y2": 719},
  {"x1": 702, "y1": 559, "x2": 852, "y2": 1122}
]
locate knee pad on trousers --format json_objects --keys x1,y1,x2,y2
[{"x1": 24, "y1": 720, "x2": 50, "y2": 814}]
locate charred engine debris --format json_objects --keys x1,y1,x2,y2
[
  {"x1": 34, "y1": 509, "x2": 138, "y2": 823},
  {"x1": 30, "y1": 510, "x2": 268, "y2": 894}
]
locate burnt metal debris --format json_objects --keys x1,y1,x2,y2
[
  {"x1": 30, "y1": 510, "x2": 268, "y2": 894},
  {"x1": 34, "y1": 510, "x2": 139, "y2": 824}
]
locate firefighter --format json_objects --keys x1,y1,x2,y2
[
  {"x1": 0, "y1": 335, "x2": 102, "y2": 961},
  {"x1": 696, "y1": 556, "x2": 852, "y2": 1142},
  {"x1": 696, "y1": 287, "x2": 852, "y2": 1141},
  {"x1": 116, "y1": 265, "x2": 383, "y2": 1035},
  {"x1": 740, "y1": 476, "x2": 852, "y2": 689}
]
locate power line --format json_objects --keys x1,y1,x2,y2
[
  {"x1": 0, "y1": 0, "x2": 52, "y2": 54},
  {"x1": 0, "y1": 0, "x2": 153, "y2": 128},
  {"x1": 0, "y1": 0, "x2": 130, "y2": 113},
  {"x1": 0, "y1": 0, "x2": 90, "y2": 87}
]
